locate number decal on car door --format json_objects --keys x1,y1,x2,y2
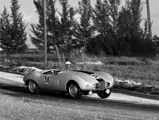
[{"x1": 44, "y1": 76, "x2": 50, "y2": 84}]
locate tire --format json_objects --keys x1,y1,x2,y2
[
  {"x1": 67, "y1": 83, "x2": 82, "y2": 99},
  {"x1": 28, "y1": 80, "x2": 40, "y2": 94},
  {"x1": 97, "y1": 89, "x2": 111, "y2": 99}
]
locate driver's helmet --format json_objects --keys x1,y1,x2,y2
[{"x1": 65, "y1": 61, "x2": 71, "y2": 69}]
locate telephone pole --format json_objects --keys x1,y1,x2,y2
[
  {"x1": 125, "y1": 0, "x2": 130, "y2": 10},
  {"x1": 146, "y1": 0, "x2": 152, "y2": 38},
  {"x1": 43, "y1": 0, "x2": 47, "y2": 70},
  {"x1": 126, "y1": 0, "x2": 152, "y2": 38}
]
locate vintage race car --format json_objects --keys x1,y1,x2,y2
[{"x1": 23, "y1": 69, "x2": 114, "y2": 99}]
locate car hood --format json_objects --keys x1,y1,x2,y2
[
  {"x1": 70, "y1": 70, "x2": 114, "y2": 83},
  {"x1": 66, "y1": 70, "x2": 98, "y2": 84}
]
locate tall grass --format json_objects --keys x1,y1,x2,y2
[
  {"x1": 1, "y1": 52, "x2": 159, "y2": 85},
  {"x1": 68, "y1": 52, "x2": 159, "y2": 85}
]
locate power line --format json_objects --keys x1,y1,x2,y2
[{"x1": 141, "y1": 0, "x2": 152, "y2": 37}]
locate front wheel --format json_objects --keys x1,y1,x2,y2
[
  {"x1": 67, "y1": 83, "x2": 82, "y2": 99},
  {"x1": 97, "y1": 89, "x2": 111, "y2": 99},
  {"x1": 28, "y1": 80, "x2": 40, "y2": 94}
]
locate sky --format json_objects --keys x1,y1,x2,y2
[{"x1": 0, "y1": 0, "x2": 159, "y2": 48}]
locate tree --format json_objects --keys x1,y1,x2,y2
[
  {"x1": 92, "y1": 0, "x2": 110, "y2": 36},
  {"x1": 127, "y1": 0, "x2": 144, "y2": 53},
  {"x1": 91, "y1": 0, "x2": 120, "y2": 55},
  {"x1": 117, "y1": 7, "x2": 131, "y2": 55},
  {"x1": 47, "y1": 0, "x2": 61, "y2": 49},
  {"x1": 0, "y1": 0, "x2": 27, "y2": 54},
  {"x1": 117, "y1": 0, "x2": 156, "y2": 56},
  {"x1": 130, "y1": 0, "x2": 142, "y2": 36},
  {"x1": 10, "y1": 0, "x2": 27, "y2": 53},
  {"x1": 30, "y1": 0, "x2": 44, "y2": 50},
  {"x1": 30, "y1": 0, "x2": 60, "y2": 52},
  {"x1": 0, "y1": 7, "x2": 12, "y2": 53},
  {"x1": 153, "y1": 34, "x2": 159, "y2": 53},
  {"x1": 74, "y1": 0, "x2": 94, "y2": 49},
  {"x1": 58, "y1": 0, "x2": 76, "y2": 51}
]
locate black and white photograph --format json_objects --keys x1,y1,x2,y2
[{"x1": 0, "y1": 0, "x2": 159, "y2": 120}]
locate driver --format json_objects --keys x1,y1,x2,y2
[{"x1": 65, "y1": 60, "x2": 72, "y2": 70}]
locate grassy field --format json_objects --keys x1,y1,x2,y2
[
  {"x1": 69, "y1": 55, "x2": 159, "y2": 86},
  {"x1": 87, "y1": 56, "x2": 159, "y2": 86},
  {"x1": 1, "y1": 53, "x2": 159, "y2": 86}
]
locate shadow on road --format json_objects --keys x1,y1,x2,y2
[{"x1": 0, "y1": 82, "x2": 28, "y2": 93}]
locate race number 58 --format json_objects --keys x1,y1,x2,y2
[{"x1": 44, "y1": 76, "x2": 50, "y2": 84}]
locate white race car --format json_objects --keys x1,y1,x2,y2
[{"x1": 23, "y1": 69, "x2": 114, "y2": 99}]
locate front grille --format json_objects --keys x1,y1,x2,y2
[
  {"x1": 99, "y1": 81, "x2": 105, "y2": 89},
  {"x1": 96, "y1": 78, "x2": 106, "y2": 89}
]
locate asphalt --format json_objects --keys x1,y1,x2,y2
[{"x1": 0, "y1": 71, "x2": 159, "y2": 106}]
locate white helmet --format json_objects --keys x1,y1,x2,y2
[{"x1": 65, "y1": 61, "x2": 71, "y2": 65}]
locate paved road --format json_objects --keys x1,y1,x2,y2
[
  {"x1": 0, "y1": 71, "x2": 159, "y2": 120},
  {"x1": 0, "y1": 71, "x2": 159, "y2": 106}
]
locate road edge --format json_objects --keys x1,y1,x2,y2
[{"x1": 112, "y1": 88, "x2": 159, "y2": 101}]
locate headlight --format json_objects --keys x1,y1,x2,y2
[
  {"x1": 94, "y1": 82, "x2": 110, "y2": 89},
  {"x1": 86, "y1": 84, "x2": 97, "y2": 89},
  {"x1": 93, "y1": 83, "x2": 100, "y2": 88},
  {"x1": 105, "y1": 82, "x2": 110, "y2": 87},
  {"x1": 91, "y1": 74, "x2": 101, "y2": 79}
]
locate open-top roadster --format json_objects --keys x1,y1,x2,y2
[{"x1": 23, "y1": 69, "x2": 114, "y2": 99}]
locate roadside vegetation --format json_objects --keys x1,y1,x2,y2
[{"x1": 1, "y1": 52, "x2": 159, "y2": 95}]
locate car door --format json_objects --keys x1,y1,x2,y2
[
  {"x1": 38, "y1": 73, "x2": 52, "y2": 90},
  {"x1": 39, "y1": 71, "x2": 61, "y2": 91},
  {"x1": 47, "y1": 74, "x2": 61, "y2": 91}
]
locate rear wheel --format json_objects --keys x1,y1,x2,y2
[
  {"x1": 67, "y1": 83, "x2": 82, "y2": 99},
  {"x1": 28, "y1": 80, "x2": 39, "y2": 94},
  {"x1": 97, "y1": 89, "x2": 111, "y2": 99}
]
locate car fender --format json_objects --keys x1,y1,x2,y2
[
  {"x1": 94, "y1": 71, "x2": 114, "y2": 88},
  {"x1": 64, "y1": 74, "x2": 91, "y2": 91},
  {"x1": 23, "y1": 70, "x2": 41, "y2": 86}
]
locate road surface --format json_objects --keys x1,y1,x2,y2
[{"x1": 0, "y1": 71, "x2": 159, "y2": 120}]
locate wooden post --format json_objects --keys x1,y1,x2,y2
[
  {"x1": 43, "y1": 0, "x2": 47, "y2": 70},
  {"x1": 55, "y1": 45, "x2": 62, "y2": 68},
  {"x1": 146, "y1": 0, "x2": 152, "y2": 38}
]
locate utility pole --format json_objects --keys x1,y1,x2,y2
[
  {"x1": 125, "y1": 0, "x2": 130, "y2": 10},
  {"x1": 146, "y1": 0, "x2": 152, "y2": 38},
  {"x1": 43, "y1": 0, "x2": 47, "y2": 70}
]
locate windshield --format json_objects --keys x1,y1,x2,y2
[{"x1": 42, "y1": 69, "x2": 62, "y2": 75}]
